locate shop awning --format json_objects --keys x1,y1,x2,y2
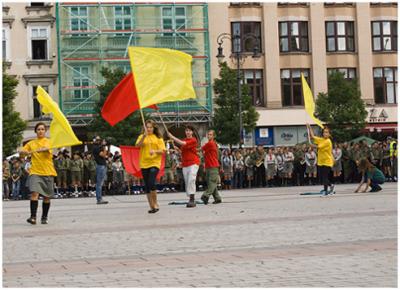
[{"x1": 364, "y1": 123, "x2": 398, "y2": 131}]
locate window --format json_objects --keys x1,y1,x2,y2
[
  {"x1": 281, "y1": 69, "x2": 309, "y2": 106},
  {"x1": 2, "y1": 27, "x2": 9, "y2": 61},
  {"x1": 114, "y1": 6, "x2": 132, "y2": 35},
  {"x1": 70, "y1": 7, "x2": 88, "y2": 35},
  {"x1": 231, "y1": 22, "x2": 262, "y2": 53},
  {"x1": 374, "y1": 67, "x2": 397, "y2": 104},
  {"x1": 327, "y1": 68, "x2": 356, "y2": 80},
  {"x1": 32, "y1": 85, "x2": 48, "y2": 118},
  {"x1": 326, "y1": 21, "x2": 355, "y2": 52},
  {"x1": 162, "y1": 7, "x2": 186, "y2": 36},
  {"x1": 279, "y1": 21, "x2": 308, "y2": 52},
  {"x1": 30, "y1": 2, "x2": 45, "y2": 6},
  {"x1": 372, "y1": 21, "x2": 397, "y2": 51},
  {"x1": 230, "y1": 2, "x2": 261, "y2": 6},
  {"x1": 244, "y1": 70, "x2": 264, "y2": 107},
  {"x1": 30, "y1": 27, "x2": 49, "y2": 60},
  {"x1": 73, "y1": 66, "x2": 90, "y2": 99}
]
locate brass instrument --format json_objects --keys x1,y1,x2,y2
[{"x1": 255, "y1": 152, "x2": 266, "y2": 167}]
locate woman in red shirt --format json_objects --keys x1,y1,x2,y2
[{"x1": 168, "y1": 125, "x2": 200, "y2": 207}]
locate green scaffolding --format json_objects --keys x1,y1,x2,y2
[{"x1": 56, "y1": 2, "x2": 212, "y2": 125}]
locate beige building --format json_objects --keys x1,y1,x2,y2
[
  {"x1": 2, "y1": 2, "x2": 58, "y2": 141},
  {"x1": 208, "y1": 2, "x2": 397, "y2": 146}
]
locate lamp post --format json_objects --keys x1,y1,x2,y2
[{"x1": 216, "y1": 32, "x2": 261, "y2": 146}]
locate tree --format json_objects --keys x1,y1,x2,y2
[
  {"x1": 88, "y1": 67, "x2": 148, "y2": 146},
  {"x1": 2, "y1": 68, "x2": 27, "y2": 156},
  {"x1": 212, "y1": 62, "x2": 259, "y2": 146},
  {"x1": 315, "y1": 71, "x2": 367, "y2": 142}
]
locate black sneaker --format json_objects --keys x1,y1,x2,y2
[
  {"x1": 148, "y1": 208, "x2": 159, "y2": 214},
  {"x1": 201, "y1": 195, "x2": 209, "y2": 205},
  {"x1": 26, "y1": 217, "x2": 36, "y2": 225},
  {"x1": 212, "y1": 200, "x2": 222, "y2": 204},
  {"x1": 41, "y1": 217, "x2": 48, "y2": 224},
  {"x1": 96, "y1": 200, "x2": 109, "y2": 205}
]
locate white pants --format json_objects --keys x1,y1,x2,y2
[{"x1": 182, "y1": 164, "x2": 199, "y2": 196}]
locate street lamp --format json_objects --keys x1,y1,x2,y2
[{"x1": 216, "y1": 32, "x2": 261, "y2": 146}]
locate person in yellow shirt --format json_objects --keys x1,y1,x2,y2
[
  {"x1": 19, "y1": 122, "x2": 57, "y2": 225},
  {"x1": 135, "y1": 120, "x2": 166, "y2": 214},
  {"x1": 306, "y1": 124, "x2": 335, "y2": 196}
]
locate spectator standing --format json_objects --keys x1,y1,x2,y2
[
  {"x1": 3, "y1": 159, "x2": 10, "y2": 200},
  {"x1": 92, "y1": 137, "x2": 109, "y2": 204},
  {"x1": 233, "y1": 150, "x2": 245, "y2": 189},
  {"x1": 305, "y1": 146, "x2": 317, "y2": 185},
  {"x1": 221, "y1": 149, "x2": 234, "y2": 190},
  {"x1": 264, "y1": 147, "x2": 277, "y2": 187},
  {"x1": 332, "y1": 143, "x2": 343, "y2": 183},
  {"x1": 254, "y1": 145, "x2": 266, "y2": 187},
  {"x1": 11, "y1": 160, "x2": 23, "y2": 200},
  {"x1": 283, "y1": 147, "x2": 295, "y2": 186},
  {"x1": 244, "y1": 148, "x2": 255, "y2": 188}
]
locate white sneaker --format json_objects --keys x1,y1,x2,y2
[{"x1": 329, "y1": 185, "x2": 335, "y2": 195}]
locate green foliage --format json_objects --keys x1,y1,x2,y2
[
  {"x1": 212, "y1": 62, "x2": 259, "y2": 146},
  {"x1": 315, "y1": 71, "x2": 367, "y2": 142},
  {"x1": 2, "y1": 68, "x2": 27, "y2": 156},
  {"x1": 88, "y1": 67, "x2": 148, "y2": 146}
]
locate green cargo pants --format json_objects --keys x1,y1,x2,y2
[{"x1": 201, "y1": 167, "x2": 221, "y2": 202}]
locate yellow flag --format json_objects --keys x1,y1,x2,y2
[
  {"x1": 128, "y1": 47, "x2": 196, "y2": 108},
  {"x1": 36, "y1": 86, "x2": 82, "y2": 149},
  {"x1": 301, "y1": 73, "x2": 324, "y2": 128}
]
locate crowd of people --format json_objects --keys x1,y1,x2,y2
[{"x1": 3, "y1": 135, "x2": 397, "y2": 201}]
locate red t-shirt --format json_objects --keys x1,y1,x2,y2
[
  {"x1": 181, "y1": 137, "x2": 200, "y2": 167},
  {"x1": 202, "y1": 140, "x2": 219, "y2": 168}
]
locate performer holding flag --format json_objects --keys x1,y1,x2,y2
[
  {"x1": 19, "y1": 123, "x2": 57, "y2": 225},
  {"x1": 19, "y1": 87, "x2": 82, "y2": 225},
  {"x1": 306, "y1": 125, "x2": 335, "y2": 195},
  {"x1": 167, "y1": 125, "x2": 200, "y2": 208},
  {"x1": 135, "y1": 120, "x2": 166, "y2": 214}
]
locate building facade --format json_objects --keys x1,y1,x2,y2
[
  {"x1": 2, "y1": 2, "x2": 58, "y2": 141},
  {"x1": 56, "y1": 2, "x2": 212, "y2": 138},
  {"x1": 208, "y1": 2, "x2": 398, "y2": 146}
]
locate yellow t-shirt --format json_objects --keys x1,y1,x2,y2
[
  {"x1": 23, "y1": 138, "x2": 57, "y2": 176},
  {"x1": 313, "y1": 136, "x2": 334, "y2": 167},
  {"x1": 135, "y1": 134, "x2": 166, "y2": 169}
]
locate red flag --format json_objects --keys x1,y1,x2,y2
[
  {"x1": 101, "y1": 72, "x2": 158, "y2": 126},
  {"x1": 120, "y1": 146, "x2": 165, "y2": 180}
]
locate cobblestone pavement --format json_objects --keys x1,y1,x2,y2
[{"x1": 3, "y1": 183, "x2": 397, "y2": 287}]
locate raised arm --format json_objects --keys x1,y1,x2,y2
[
  {"x1": 306, "y1": 123, "x2": 315, "y2": 139},
  {"x1": 167, "y1": 132, "x2": 186, "y2": 146}
]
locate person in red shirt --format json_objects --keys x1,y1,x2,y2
[
  {"x1": 168, "y1": 125, "x2": 200, "y2": 207},
  {"x1": 200, "y1": 130, "x2": 222, "y2": 205}
]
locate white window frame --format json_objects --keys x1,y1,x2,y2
[
  {"x1": 161, "y1": 6, "x2": 186, "y2": 36},
  {"x1": 28, "y1": 25, "x2": 50, "y2": 60},
  {"x1": 69, "y1": 7, "x2": 89, "y2": 35},
  {"x1": 72, "y1": 65, "x2": 90, "y2": 99},
  {"x1": 29, "y1": 83, "x2": 54, "y2": 119},
  {"x1": 2, "y1": 25, "x2": 11, "y2": 61},
  {"x1": 114, "y1": 6, "x2": 133, "y2": 35}
]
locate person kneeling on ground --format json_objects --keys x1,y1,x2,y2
[{"x1": 354, "y1": 158, "x2": 385, "y2": 193}]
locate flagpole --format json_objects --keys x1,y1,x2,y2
[
  {"x1": 157, "y1": 110, "x2": 169, "y2": 134},
  {"x1": 139, "y1": 108, "x2": 146, "y2": 129}
]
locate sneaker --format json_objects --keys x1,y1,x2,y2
[
  {"x1": 148, "y1": 208, "x2": 159, "y2": 214},
  {"x1": 96, "y1": 200, "x2": 109, "y2": 205},
  {"x1": 200, "y1": 195, "x2": 209, "y2": 205},
  {"x1": 26, "y1": 217, "x2": 36, "y2": 225},
  {"x1": 212, "y1": 199, "x2": 222, "y2": 204},
  {"x1": 186, "y1": 201, "x2": 196, "y2": 208},
  {"x1": 320, "y1": 191, "x2": 328, "y2": 196},
  {"x1": 41, "y1": 217, "x2": 48, "y2": 224},
  {"x1": 328, "y1": 184, "x2": 335, "y2": 195}
]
